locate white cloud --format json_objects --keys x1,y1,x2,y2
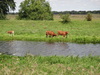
[
  {"x1": 47, "y1": 0, "x2": 100, "y2": 11},
  {"x1": 91, "y1": 0, "x2": 99, "y2": 1},
  {"x1": 11, "y1": 0, "x2": 100, "y2": 12}
]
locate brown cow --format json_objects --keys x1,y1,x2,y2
[
  {"x1": 46, "y1": 31, "x2": 57, "y2": 37},
  {"x1": 7, "y1": 31, "x2": 14, "y2": 36},
  {"x1": 58, "y1": 31, "x2": 68, "y2": 37}
]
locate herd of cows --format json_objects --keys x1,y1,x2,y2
[
  {"x1": 46, "y1": 31, "x2": 68, "y2": 38},
  {"x1": 7, "y1": 30, "x2": 69, "y2": 37}
]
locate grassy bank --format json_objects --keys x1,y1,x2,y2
[
  {"x1": 0, "y1": 14, "x2": 100, "y2": 43},
  {"x1": 0, "y1": 54, "x2": 100, "y2": 75}
]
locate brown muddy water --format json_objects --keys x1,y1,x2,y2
[{"x1": 0, "y1": 41, "x2": 100, "y2": 56}]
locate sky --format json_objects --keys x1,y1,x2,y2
[{"x1": 12, "y1": 0, "x2": 100, "y2": 12}]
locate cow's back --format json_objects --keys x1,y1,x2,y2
[{"x1": 46, "y1": 31, "x2": 57, "y2": 37}]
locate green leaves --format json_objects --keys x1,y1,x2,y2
[
  {"x1": 0, "y1": 0, "x2": 16, "y2": 19},
  {"x1": 18, "y1": 0, "x2": 53, "y2": 20}
]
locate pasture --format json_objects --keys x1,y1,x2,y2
[{"x1": 0, "y1": 14, "x2": 100, "y2": 43}]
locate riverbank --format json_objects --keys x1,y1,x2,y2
[
  {"x1": 0, "y1": 19, "x2": 100, "y2": 43},
  {"x1": 0, "y1": 54, "x2": 99, "y2": 75},
  {"x1": 0, "y1": 34, "x2": 100, "y2": 43}
]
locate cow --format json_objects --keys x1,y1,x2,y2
[
  {"x1": 46, "y1": 31, "x2": 57, "y2": 37},
  {"x1": 58, "y1": 31, "x2": 68, "y2": 37},
  {"x1": 7, "y1": 31, "x2": 14, "y2": 36}
]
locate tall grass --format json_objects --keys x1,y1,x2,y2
[
  {"x1": 0, "y1": 54, "x2": 100, "y2": 75},
  {"x1": 0, "y1": 14, "x2": 100, "y2": 43}
]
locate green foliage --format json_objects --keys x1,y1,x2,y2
[
  {"x1": 86, "y1": 13, "x2": 92, "y2": 21},
  {"x1": 0, "y1": 0, "x2": 16, "y2": 19},
  {"x1": 0, "y1": 12, "x2": 6, "y2": 20},
  {"x1": 60, "y1": 13, "x2": 71, "y2": 23},
  {"x1": 18, "y1": 0, "x2": 53, "y2": 20}
]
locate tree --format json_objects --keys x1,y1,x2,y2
[
  {"x1": 0, "y1": 0, "x2": 16, "y2": 19},
  {"x1": 18, "y1": 0, "x2": 53, "y2": 20}
]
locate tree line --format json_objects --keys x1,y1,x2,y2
[{"x1": 52, "y1": 10, "x2": 100, "y2": 14}]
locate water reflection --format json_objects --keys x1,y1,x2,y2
[{"x1": 0, "y1": 41, "x2": 100, "y2": 56}]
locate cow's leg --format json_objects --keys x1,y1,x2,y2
[
  {"x1": 63, "y1": 35, "x2": 65, "y2": 37},
  {"x1": 65, "y1": 35, "x2": 67, "y2": 38},
  {"x1": 48, "y1": 35, "x2": 51, "y2": 37},
  {"x1": 65, "y1": 34, "x2": 68, "y2": 38},
  {"x1": 46, "y1": 34, "x2": 48, "y2": 38},
  {"x1": 12, "y1": 33, "x2": 14, "y2": 36}
]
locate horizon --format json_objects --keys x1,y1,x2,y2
[{"x1": 10, "y1": 10, "x2": 100, "y2": 13}]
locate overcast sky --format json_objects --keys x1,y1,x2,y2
[{"x1": 13, "y1": 0, "x2": 100, "y2": 12}]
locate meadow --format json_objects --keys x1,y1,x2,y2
[
  {"x1": 0, "y1": 54, "x2": 100, "y2": 75},
  {"x1": 0, "y1": 14, "x2": 100, "y2": 43}
]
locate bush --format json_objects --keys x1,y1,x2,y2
[
  {"x1": 60, "y1": 14, "x2": 71, "y2": 23},
  {"x1": 86, "y1": 13, "x2": 92, "y2": 21}
]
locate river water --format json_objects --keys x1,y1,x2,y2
[{"x1": 0, "y1": 41, "x2": 100, "y2": 56}]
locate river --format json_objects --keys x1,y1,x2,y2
[{"x1": 0, "y1": 41, "x2": 100, "y2": 56}]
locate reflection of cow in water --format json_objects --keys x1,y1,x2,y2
[
  {"x1": 58, "y1": 31, "x2": 68, "y2": 37},
  {"x1": 46, "y1": 31, "x2": 57, "y2": 37}
]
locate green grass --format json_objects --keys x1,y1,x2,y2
[
  {"x1": 0, "y1": 54, "x2": 100, "y2": 75},
  {"x1": 0, "y1": 14, "x2": 100, "y2": 43}
]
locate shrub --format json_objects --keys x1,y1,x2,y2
[
  {"x1": 86, "y1": 13, "x2": 92, "y2": 21},
  {"x1": 60, "y1": 13, "x2": 71, "y2": 23}
]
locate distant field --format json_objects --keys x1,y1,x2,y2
[
  {"x1": 0, "y1": 14, "x2": 100, "y2": 43},
  {"x1": 6, "y1": 14, "x2": 18, "y2": 20},
  {"x1": 7, "y1": 14, "x2": 100, "y2": 20}
]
